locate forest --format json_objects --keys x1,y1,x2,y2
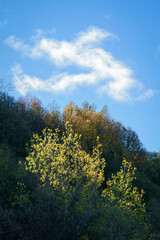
[{"x1": 0, "y1": 89, "x2": 160, "y2": 240}]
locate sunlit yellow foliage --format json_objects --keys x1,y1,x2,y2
[
  {"x1": 25, "y1": 122, "x2": 105, "y2": 205},
  {"x1": 103, "y1": 159, "x2": 146, "y2": 214},
  {"x1": 25, "y1": 124, "x2": 149, "y2": 238}
]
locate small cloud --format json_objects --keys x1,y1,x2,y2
[
  {"x1": 30, "y1": 28, "x2": 56, "y2": 41},
  {"x1": 12, "y1": 64, "x2": 47, "y2": 95},
  {"x1": 6, "y1": 27, "x2": 154, "y2": 102},
  {"x1": 137, "y1": 89, "x2": 156, "y2": 101},
  {"x1": 75, "y1": 26, "x2": 114, "y2": 45},
  {"x1": 4, "y1": 36, "x2": 30, "y2": 55}
]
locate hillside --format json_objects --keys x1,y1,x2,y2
[{"x1": 0, "y1": 91, "x2": 160, "y2": 239}]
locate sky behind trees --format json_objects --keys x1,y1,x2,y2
[{"x1": 1, "y1": 0, "x2": 160, "y2": 152}]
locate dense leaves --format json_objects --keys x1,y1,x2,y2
[
  {"x1": 63, "y1": 101, "x2": 147, "y2": 181},
  {"x1": 24, "y1": 125, "x2": 150, "y2": 239},
  {"x1": 0, "y1": 92, "x2": 159, "y2": 239}
]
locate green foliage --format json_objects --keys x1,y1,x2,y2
[
  {"x1": 0, "y1": 146, "x2": 19, "y2": 207},
  {"x1": 25, "y1": 122, "x2": 106, "y2": 239},
  {"x1": 25, "y1": 124, "x2": 150, "y2": 239},
  {"x1": 0, "y1": 92, "x2": 30, "y2": 156},
  {"x1": 0, "y1": 91, "x2": 157, "y2": 238},
  {"x1": 135, "y1": 158, "x2": 160, "y2": 235},
  {"x1": 0, "y1": 206, "x2": 21, "y2": 240},
  {"x1": 0, "y1": 92, "x2": 62, "y2": 157},
  {"x1": 143, "y1": 158, "x2": 160, "y2": 186}
]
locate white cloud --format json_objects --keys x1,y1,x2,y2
[
  {"x1": 137, "y1": 89, "x2": 156, "y2": 101},
  {"x1": 12, "y1": 64, "x2": 46, "y2": 95},
  {"x1": 30, "y1": 28, "x2": 56, "y2": 41},
  {"x1": 5, "y1": 36, "x2": 30, "y2": 55},
  {"x1": 12, "y1": 64, "x2": 97, "y2": 95},
  {"x1": 6, "y1": 26, "x2": 154, "y2": 101}
]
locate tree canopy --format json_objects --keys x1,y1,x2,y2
[{"x1": 0, "y1": 91, "x2": 159, "y2": 239}]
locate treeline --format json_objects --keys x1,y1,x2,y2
[
  {"x1": 0, "y1": 91, "x2": 160, "y2": 239},
  {"x1": 147, "y1": 152, "x2": 160, "y2": 159}
]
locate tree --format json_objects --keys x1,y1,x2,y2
[
  {"x1": 25, "y1": 122, "x2": 105, "y2": 239},
  {"x1": 18, "y1": 96, "x2": 47, "y2": 134},
  {"x1": 0, "y1": 92, "x2": 31, "y2": 156},
  {"x1": 99, "y1": 160, "x2": 150, "y2": 240},
  {"x1": 62, "y1": 102, "x2": 147, "y2": 181},
  {"x1": 103, "y1": 160, "x2": 145, "y2": 212},
  {"x1": 0, "y1": 78, "x2": 13, "y2": 93}
]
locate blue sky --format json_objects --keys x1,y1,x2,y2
[{"x1": 1, "y1": 0, "x2": 160, "y2": 152}]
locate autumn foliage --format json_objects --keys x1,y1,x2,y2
[{"x1": 0, "y1": 92, "x2": 160, "y2": 239}]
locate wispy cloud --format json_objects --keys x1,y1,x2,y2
[
  {"x1": 136, "y1": 89, "x2": 156, "y2": 101},
  {"x1": 30, "y1": 28, "x2": 56, "y2": 41},
  {"x1": 5, "y1": 26, "x2": 154, "y2": 102},
  {"x1": 5, "y1": 36, "x2": 30, "y2": 55}
]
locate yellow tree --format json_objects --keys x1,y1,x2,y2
[
  {"x1": 99, "y1": 160, "x2": 150, "y2": 240},
  {"x1": 103, "y1": 159, "x2": 145, "y2": 212},
  {"x1": 24, "y1": 123, "x2": 150, "y2": 239},
  {"x1": 25, "y1": 122, "x2": 105, "y2": 217}
]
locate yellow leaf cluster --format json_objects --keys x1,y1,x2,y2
[{"x1": 25, "y1": 122, "x2": 105, "y2": 204}]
